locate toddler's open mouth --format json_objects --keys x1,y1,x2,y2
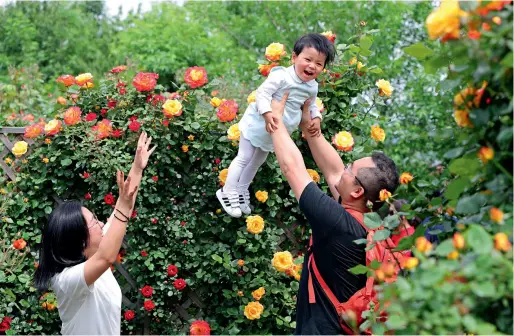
[{"x1": 304, "y1": 70, "x2": 314, "y2": 76}]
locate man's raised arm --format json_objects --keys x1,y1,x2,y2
[{"x1": 269, "y1": 93, "x2": 312, "y2": 201}]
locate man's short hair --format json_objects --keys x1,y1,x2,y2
[{"x1": 358, "y1": 152, "x2": 399, "y2": 211}]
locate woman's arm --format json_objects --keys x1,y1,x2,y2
[{"x1": 84, "y1": 132, "x2": 155, "y2": 286}]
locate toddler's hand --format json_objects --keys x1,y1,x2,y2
[
  {"x1": 308, "y1": 117, "x2": 321, "y2": 137},
  {"x1": 263, "y1": 112, "x2": 278, "y2": 134}
]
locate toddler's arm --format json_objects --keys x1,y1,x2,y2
[{"x1": 256, "y1": 69, "x2": 285, "y2": 115}]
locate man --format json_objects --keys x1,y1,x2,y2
[{"x1": 269, "y1": 93, "x2": 399, "y2": 334}]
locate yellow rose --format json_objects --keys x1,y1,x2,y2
[
  {"x1": 399, "y1": 172, "x2": 413, "y2": 184},
  {"x1": 255, "y1": 190, "x2": 268, "y2": 203},
  {"x1": 237, "y1": 291, "x2": 244, "y2": 297},
  {"x1": 227, "y1": 124, "x2": 241, "y2": 141},
  {"x1": 12, "y1": 141, "x2": 28, "y2": 157},
  {"x1": 251, "y1": 287, "x2": 265, "y2": 301},
  {"x1": 447, "y1": 251, "x2": 459, "y2": 260},
  {"x1": 75, "y1": 73, "x2": 93, "y2": 86},
  {"x1": 44, "y1": 138, "x2": 52, "y2": 145},
  {"x1": 379, "y1": 189, "x2": 392, "y2": 201},
  {"x1": 4, "y1": 158, "x2": 12, "y2": 165},
  {"x1": 0, "y1": 189, "x2": 5, "y2": 195},
  {"x1": 348, "y1": 57, "x2": 357, "y2": 66},
  {"x1": 210, "y1": 97, "x2": 222, "y2": 108},
  {"x1": 402, "y1": 257, "x2": 419, "y2": 270},
  {"x1": 265, "y1": 42, "x2": 286, "y2": 61},
  {"x1": 492, "y1": 16, "x2": 502, "y2": 25},
  {"x1": 415, "y1": 236, "x2": 432, "y2": 253},
  {"x1": 477, "y1": 146, "x2": 494, "y2": 163},
  {"x1": 453, "y1": 87, "x2": 475, "y2": 107},
  {"x1": 425, "y1": 0, "x2": 467, "y2": 40},
  {"x1": 307, "y1": 169, "x2": 320, "y2": 183},
  {"x1": 82, "y1": 82, "x2": 94, "y2": 89},
  {"x1": 244, "y1": 301, "x2": 264, "y2": 320},
  {"x1": 376, "y1": 79, "x2": 393, "y2": 97},
  {"x1": 370, "y1": 125, "x2": 386, "y2": 142},
  {"x1": 219, "y1": 168, "x2": 228, "y2": 186},
  {"x1": 246, "y1": 215, "x2": 264, "y2": 234},
  {"x1": 162, "y1": 99, "x2": 183, "y2": 118},
  {"x1": 315, "y1": 97, "x2": 324, "y2": 113},
  {"x1": 494, "y1": 233, "x2": 512, "y2": 252},
  {"x1": 44, "y1": 119, "x2": 61, "y2": 135},
  {"x1": 332, "y1": 131, "x2": 354, "y2": 152},
  {"x1": 42, "y1": 157, "x2": 49, "y2": 164},
  {"x1": 247, "y1": 91, "x2": 257, "y2": 104},
  {"x1": 272, "y1": 251, "x2": 293, "y2": 273},
  {"x1": 188, "y1": 135, "x2": 195, "y2": 141},
  {"x1": 490, "y1": 207, "x2": 504, "y2": 224},
  {"x1": 357, "y1": 62, "x2": 365, "y2": 70},
  {"x1": 453, "y1": 109, "x2": 473, "y2": 128}
]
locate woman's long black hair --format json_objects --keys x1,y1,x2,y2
[{"x1": 33, "y1": 201, "x2": 89, "y2": 291}]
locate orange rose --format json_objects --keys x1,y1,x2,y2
[
  {"x1": 453, "y1": 109, "x2": 473, "y2": 128},
  {"x1": 402, "y1": 257, "x2": 419, "y2": 270},
  {"x1": 453, "y1": 233, "x2": 465, "y2": 250},
  {"x1": 477, "y1": 146, "x2": 494, "y2": 163},
  {"x1": 44, "y1": 119, "x2": 62, "y2": 136},
  {"x1": 75, "y1": 73, "x2": 93, "y2": 86},
  {"x1": 216, "y1": 100, "x2": 238, "y2": 122},
  {"x1": 181, "y1": 145, "x2": 189, "y2": 153},
  {"x1": 307, "y1": 169, "x2": 320, "y2": 183},
  {"x1": 24, "y1": 124, "x2": 43, "y2": 139},
  {"x1": 258, "y1": 63, "x2": 278, "y2": 77},
  {"x1": 56, "y1": 75, "x2": 75, "y2": 87},
  {"x1": 321, "y1": 31, "x2": 336, "y2": 43},
  {"x1": 237, "y1": 259, "x2": 245, "y2": 267},
  {"x1": 184, "y1": 66, "x2": 208, "y2": 89},
  {"x1": 332, "y1": 131, "x2": 354, "y2": 151},
  {"x1": 63, "y1": 107, "x2": 82, "y2": 126},
  {"x1": 379, "y1": 189, "x2": 392, "y2": 201},
  {"x1": 56, "y1": 96, "x2": 67, "y2": 105},
  {"x1": 244, "y1": 301, "x2": 264, "y2": 320},
  {"x1": 265, "y1": 42, "x2": 286, "y2": 61},
  {"x1": 133, "y1": 72, "x2": 159, "y2": 92},
  {"x1": 92, "y1": 119, "x2": 112, "y2": 140},
  {"x1": 13, "y1": 238, "x2": 27, "y2": 250},
  {"x1": 399, "y1": 172, "x2": 413, "y2": 184},
  {"x1": 370, "y1": 125, "x2": 386, "y2": 142},
  {"x1": 415, "y1": 236, "x2": 432, "y2": 253},
  {"x1": 494, "y1": 232, "x2": 511, "y2": 252},
  {"x1": 251, "y1": 287, "x2": 265, "y2": 301},
  {"x1": 162, "y1": 99, "x2": 183, "y2": 118},
  {"x1": 447, "y1": 251, "x2": 459, "y2": 260},
  {"x1": 490, "y1": 207, "x2": 504, "y2": 224}
]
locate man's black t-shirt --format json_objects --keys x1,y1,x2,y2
[{"x1": 295, "y1": 182, "x2": 367, "y2": 335}]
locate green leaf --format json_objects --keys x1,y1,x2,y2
[
  {"x1": 360, "y1": 36, "x2": 373, "y2": 50},
  {"x1": 403, "y1": 42, "x2": 434, "y2": 59},
  {"x1": 383, "y1": 214, "x2": 400, "y2": 230},
  {"x1": 444, "y1": 177, "x2": 470, "y2": 200},
  {"x1": 190, "y1": 122, "x2": 201, "y2": 130},
  {"x1": 353, "y1": 238, "x2": 368, "y2": 245},
  {"x1": 466, "y1": 224, "x2": 493, "y2": 254},
  {"x1": 449, "y1": 157, "x2": 480, "y2": 177},
  {"x1": 372, "y1": 229, "x2": 390, "y2": 242},
  {"x1": 211, "y1": 254, "x2": 222, "y2": 263},
  {"x1": 60, "y1": 158, "x2": 72, "y2": 166},
  {"x1": 369, "y1": 259, "x2": 380, "y2": 270},
  {"x1": 471, "y1": 281, "x2": 496, "y2": 297},
  {"x1": 386, "y1": 314, "x2": 407, "y2": 330},
  {"x1": 368, "y1": 67, "x2": 383, "y2": 74},
  {"x1": 348, "y1": 264, "x2": 369, "y2": 275},
  {"x1": 434, "y1": 239, "x2": 454, "y2": 256},
  {"x1": 444, "y1": 147, "x2": 464, "y2": 159},
  {"x1": 455, "y1": 194, "x2": 486, "y2": 215},
  {"x1": 364, "y1": 212, "x2": 382, "y2": 229},
  {"x1": 463, "y1": 315, "x2": 478, "y2": 332},
  {"x1": 500, "y1": 52, "x2": 513, "y2": 68}
]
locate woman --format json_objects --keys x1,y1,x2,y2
[
  {"x1": 34, "y1": 132, "x2": 155, "y2": 335},
  {"x1": 390, "y1": 199, "x2": 420, "y2": 246}
]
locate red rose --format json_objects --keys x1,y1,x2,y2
[
  {"x1": 141, "y1": 285, "x2": 154, "y2": 298},
  {"x1": 13, "y1": 238, "x2": 27, "y2": 250},
  {"x1": 124, "y1": 310, "x2": 135, "y2": 321},
  {"x1": 82, "y1": 172, "x2": 91, "y2": 179},
  {"x1": 190, "y1": 320, "x2": 211, "y2": 336},
  {"x1": 152, "y1": 176, "x2": 158, "y2": 182},
  {"x1": 111, "y1": 65, "x2": 127, "y2": 74},
  {"x1": 119, "y1": 88, "x2": 126, "y2": 95},
  {"x1": 141, "y1": 250, "x2": 148, "y2": 257},
  {"x1": 128, "y1": 120, "x2": 141, "y2": 132},
  {"x1": 56, "y1": 74, "x2": 75, "y2": 87},
  {"x1": 131, "y1": 210, "x2": 137, "y2": 218},
  {"x1": 214, "y1": 158, "x2": 221, "y2": 165},
  {"x1": 85, "y1": 112, "x2": 97, "y2": 122},
  {"x1": 107, "y1": 100, "x2": 117, "y2": 109},
  {"x1": 143, "y1": 300, "x2": 155, "y2": 311},
  {"x1": 162, "y1": 119, "x2": 169, "y2": 127},
  {"x1": 173, "y1": 278, "x2": 187, "y2": 290},
  {"x1": 101, "y1": 108, "x2": 108, "y2": 117},
  {"x1": 184, "y1": 66, "x2": 208, "y2": 89},
  {"x1": 104, "y1": 193, "x2": 115, "y2": 205},
  {"x1": 129, "y1": 116, "x2": 138, "y2": 122},
  {"x1": 2, "y1": 317, "x2": 12, "y2": 324},
  {"x1": 167, "y1": 264, "x2": 178, "y2": 277},
  {"x1": 0, "y1": 321, "x2": 10, "y2": 332},
  {"x1": 133, "y1": 72, "x2": 159, "y2": 92},
  {"x1": 116, "y1": 81, "x2": 126, "y2": 88},
  {"x1": 85, "y1": 192, "x2": 92, "y2": 200},
  {"x1": 151, "y1": 218, "x2": 158, "y2": 224},
  {"x1": 216, "y1": 100, "x2": 238, "y2": 122},
  {"x1": 180, "y1": 221, "x2": 186, "y2": 227},
  {"x1": 183, "y1": 240, "x2": 188, "y2": 244}
]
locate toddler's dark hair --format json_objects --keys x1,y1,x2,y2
[{"x1": 293, "y1": 33, "x2": 336, "y2": 67}]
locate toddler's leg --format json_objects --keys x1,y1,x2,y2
[
  {"x1": 216, "y1": 137, "x2": 256, "y2": 218},
  {"x1": 237, "y1": 147, "x2": 269, "y2": 192}
]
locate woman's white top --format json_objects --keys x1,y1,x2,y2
[
  {"x1": 51, "y1": 262, "x2": 122, "y2": 335},
  {"x1": 238, "y1": 65, "x2": 322, "y2": 152}
]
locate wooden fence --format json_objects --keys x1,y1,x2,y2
[{"x1": 0, "y1": 126, "x2": 304, "y2": 334}]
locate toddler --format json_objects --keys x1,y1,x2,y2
[{"x1": 217, "y1": 33, "x2": 336, "y2": 217}]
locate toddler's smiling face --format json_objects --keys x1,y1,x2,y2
[{"x1": 292, "y1": 47, "x2": 327, "y2": 82}]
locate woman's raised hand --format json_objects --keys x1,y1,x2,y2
[
  {"x1": 115, "y1": 170, "x2": 138, "y2": 214},
  {"x1": 134, "y1": 131, "x2": 157, "y2": 171}
]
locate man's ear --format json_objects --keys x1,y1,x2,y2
[{"x1": 350, "y1": 186, "x2": 365, "y2": 199}]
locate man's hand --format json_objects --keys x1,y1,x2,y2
[
  {"x1": 271, "y1": 92, "x2": 289, "y2": 119},
  {"x1": 308, "y1": 117, "x2": 321, "y2": 137},
  {"x1": 263, "y1": 112, "x2": 278, "y2": 134}
]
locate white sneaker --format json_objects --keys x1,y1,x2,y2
[
  {"x1": 239, "y1": 189, "x2": 252, "y2": 215},
  {"x1": 216, "y1": 188, "x2": 242, "y2": 218}
]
